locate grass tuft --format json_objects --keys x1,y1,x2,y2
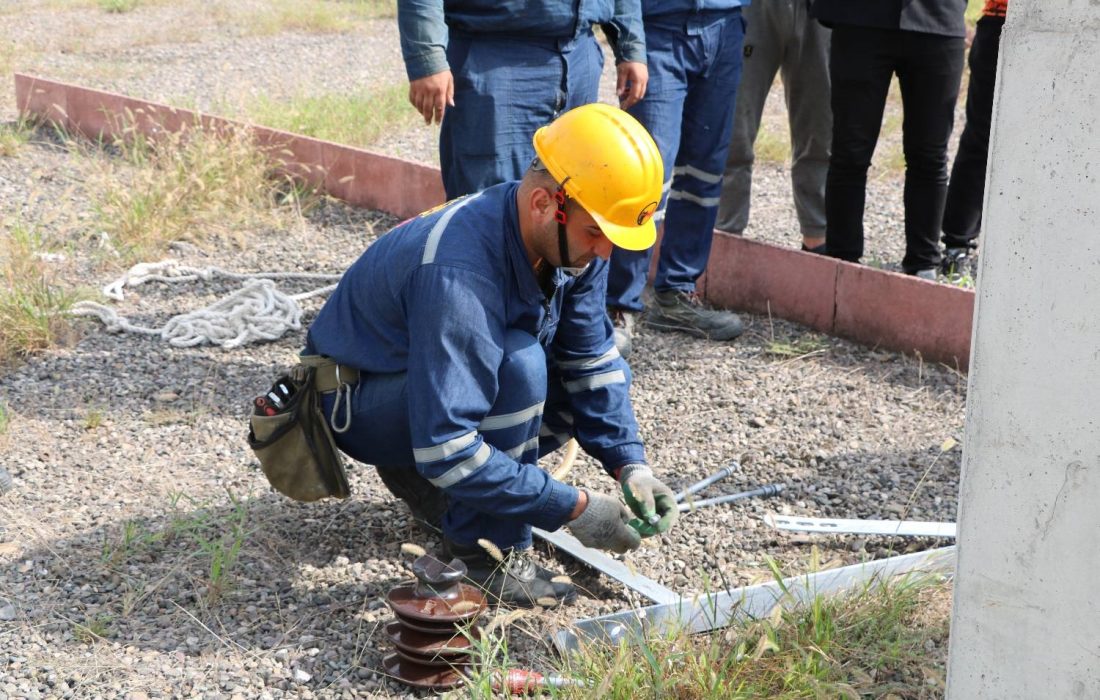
[
  {"x1": 0, "y1": 119, "x2": 34, "y2": 157},
  {"x1": 0, "y1": 220, "x2": 82, "y2": 366},
  {"x1": 243, "y1": 85, "x2": 419, "y2": 150},
  {"x1": 91, "y1": 115, "x2": 309, "y2": 261},
  {"x1": 528, "y1": 570, "x2": 951, "y2": 699},
  {"x1": 98, "y1": 0, "x2": 139, "y2": 12},
  {"x1": 754, "y1": 124, "x2": 792, "y2": 165}
]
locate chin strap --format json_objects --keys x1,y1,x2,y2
[{"x1": 554, "y1": 186, "x2": 571, "y2": 269}]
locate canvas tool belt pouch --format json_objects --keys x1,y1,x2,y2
[{"x1": 247, "y1": 360, "x2": 351, "y2": 502}]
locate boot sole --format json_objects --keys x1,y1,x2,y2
[{"x1": 644, "y1": 316, "x2": 744, "y2": 342}]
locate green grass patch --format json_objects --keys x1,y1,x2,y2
[
  {"x1": 0, "y1": 119, "x2": 34, "y2": 157},
  {"x1": 966, "y1": 0, "x2": 985, "y2": 25},
  {"x1": 243, "y1": 84, "x2": 418, "y2": 150},
  {"x1": 754, "y1": 124, "x2": 792, "y2": 165},
  {"x1": 240, "y1": 0, "x2": 395, "y2": 36},
  {"x1": 766, "y1": 335, "x2": 830, "y2": 359},
  {"x1": 98, "y1": 0, "x2": 139, "y2": 12},
  {"x1": 91, "y1": 117, "x2": 309, "y2": 261},
  {"x1": 0, "y1": 220, "x2": 82, "y2": 366},
  {"x1": 524, "y1": 567, "x2": 950, "y2": 699}
]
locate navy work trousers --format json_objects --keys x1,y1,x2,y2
[
  {"x1": 440, "y1": 30, "x2": 603, "y2": 199},
  {"x1": 320, "y1": 330, "x2": 575, "y2": 551},
  {"x1": 607, "y1": 10, "x2": 745, "y2": 312}
]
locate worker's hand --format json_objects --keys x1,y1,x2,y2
[
  {"x1": 567, "y1": 489, "x2": 642, "y2": 554},
  {"x1": 616, "y1": 61, "x2": 648, "y2": 110},
  {"x1": 408, "y1": 70, "x2": 455, "y2": 125},
  {"x1": 619, "y1": 464, "x2": 678, "y2": 535}
]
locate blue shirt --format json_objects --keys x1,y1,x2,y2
[
  {"x1": 398, "y1": 0, "x2": 648, "y2": 81},
  {"x1": 306, "y1": 183, "x2": 646, "y2": 530}
]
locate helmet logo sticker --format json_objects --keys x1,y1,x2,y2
[{"x1": 636, "y1": 201, "x2": 659, "y2": 225}]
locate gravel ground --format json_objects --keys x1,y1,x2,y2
[{"x1": 2, "y1": 5, "x2": 966, "y2": 698}]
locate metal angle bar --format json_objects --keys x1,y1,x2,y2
[
  {"x1": 532, "y1": 527, "x2": 680, "y2": 605},
  {"x1": 765, "y1": 514, "x2": 957, "y2": 538},
  {"x1": 550, "y1": 546, "x2": 956, "y2": 655}
]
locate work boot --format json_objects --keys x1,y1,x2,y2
[
  {"x1": 645, "y1": 289, "x2": 744, "y2": 341},
  {"x1": 940, "y1": 246, "x2": 976, "y2": 277},
  {"x1": 909, "y1": 268, "x2": 938, "y2": 281},
  {"x1": 375, "y1": 465, "x2": 447, "y2": 533},
  {"x1": 608, "y1": 308, "x2": 636, "y2": 359},
  {"x1": 443, "y1": 538, "x2": 576, "y2": 608}
]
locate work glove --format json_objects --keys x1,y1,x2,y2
[
  {"x1": 567, "y1": 489, "x2": 642, "y2": 554},
  {"x1": 619, "y1": 464, "x2": 679, "y2": 537}
]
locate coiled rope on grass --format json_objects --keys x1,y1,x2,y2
[{"x1": 70, "y1": 259, "x2": 342, "y2": 349}]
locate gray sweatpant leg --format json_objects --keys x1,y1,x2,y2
[{"x1": 716, "y1": 0, "x2": 831, "y2": 239}]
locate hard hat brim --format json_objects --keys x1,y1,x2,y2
[{"x1": 592, "y1": 213, "x2": 657, "y2": 252}]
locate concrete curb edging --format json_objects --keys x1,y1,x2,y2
[{"x1": 14, "y1": 73, "x2": 974, "y2": 370}]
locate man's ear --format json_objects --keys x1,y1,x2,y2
[{"x1": 529, "y1": 186, "x2": 555, "y2": 222}]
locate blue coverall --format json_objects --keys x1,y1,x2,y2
[
  {"x1": 397, "y1": 0, "x2": 647, "y2": 199},
  {"x1": 304, "y1": 183, "x2": 647, "y2": 550},
  {"x1": 606, "y1": 0, "x2": 748, "y2": 313}
]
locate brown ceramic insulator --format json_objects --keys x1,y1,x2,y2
[
  {"x1": 385, "y1": 619, "x2": 480, "y2": 657},
  {"x1": 390, "y1": 610, "x2": 470, "y2": 636},
  {"x1": 386, "y1": 580, "x2": 486, "y2": 625},
  {"x1": 382, "y1": 652, "x2": 465, "y2": 691},
  {"x1": 385, "y1": 555, "x2": 488, "y2": 691},
  {"x1": 394, "y1": 645, "x2": 470, "y2": 669}
]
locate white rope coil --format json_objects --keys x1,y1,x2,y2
[{"x1": 71, "y1": 259, "x2": 342, "y2": 349}]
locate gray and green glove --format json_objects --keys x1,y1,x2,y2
[
  {"x1": 618, "y1": 464, "x2": 679, "y2": 537},
  {"x1": 567, "y1": 489, "x2": 642, "y2": 554}
]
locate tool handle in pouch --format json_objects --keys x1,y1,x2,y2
[{"x1": 247, "y1": 366, "x2": 350, "y2": 502}]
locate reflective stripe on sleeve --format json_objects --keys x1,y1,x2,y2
[
  {"x1": 563, "y1": 369, "x2": 626, "y2": 394},
  {"x1": 479, "y1": 401, "x2": 545, "y2": 431},
  {"x1": 504, "y1": 436, "x2": 541, "y2": 459},
  {"x1": 427, "y1": 442, "x2": 493, "y2": 488},
  {"x1": 421, "y1": 194, "x2": 482, "y2": 265},
  {"x1": 413, "y1": 431, "x2": 477, "y2": 463},
  {"x1": 555, "y1": 347, "x2": 620, "y2": 371}
]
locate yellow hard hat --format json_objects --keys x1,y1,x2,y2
[{"x1": 532, "y1": 103, "x2": 663, "y2": 251}]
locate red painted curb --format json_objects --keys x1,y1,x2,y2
[
  {"x1": 702, "y1": 233, "x2": 839, "y2": 333},
  {"x1": 13, "y1": 73, "x2": 974, "y2": 369},
  {"x1": 835, "y1": 262, "x2": 973, "y2": 369}
]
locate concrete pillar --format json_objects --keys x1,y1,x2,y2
[{"x1": 947, "y1": 2, "x2": 1100, "y2": 698}]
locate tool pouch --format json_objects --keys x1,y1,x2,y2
[{"x1": 248, "y1": 364, "x2": 351, "y2": 502}]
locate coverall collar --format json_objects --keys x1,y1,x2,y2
[{"x1": 504, "y1": 182, "x2": 553, "y2": 305}]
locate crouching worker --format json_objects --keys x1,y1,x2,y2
[{"x1": 302, "y1": 104, "x2": 679, "y2": 607}]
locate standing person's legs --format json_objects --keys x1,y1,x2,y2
[
  {"x1": 656, "y1": 11, "x2": 745, "y2": 294},
  {"x1": 645, "y1": 11, "x2": 746, "y2": 341},
  {"x1": 716, "y1": 0, "x2": 783, "y2": 235},
  {"x1": 607, "y1": 23, "x2": 688, "y2": 315},
  {"x1": 439, "y1": 36, "x2": 568, "y2": 199},
  {"x1": 781, "y1": 0, "x2": 831, "y2": 250},
  {"x1": 824, "y1": 25, "x2": 895, "y2": 264},
  {"x1": 942, "y1": 16, "x2": 1004, "y2": 252},
  {"x1": 895, "y1": 32, "x2": 965, "y2": 274}
]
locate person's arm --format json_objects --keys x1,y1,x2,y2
[
  {"x1": 602, "y1": 0, "x2": 648, "y2": 108},
  {"x1": 397, "y1": 0, "x2": 454, "y2": 124},
  {"x1": 405, "y1": 264, "x2": 580, "y2": 529},
  {"x1": 553, "y1": 261, "x2": 679, "y2": 535},
  {"x1": 551, "y1": 260, "x2": 646, "y2": 474}
]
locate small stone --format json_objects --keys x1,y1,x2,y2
[
  {"x1": 152, "y1": 391, "x2": 179, "y2": 403},
  {"x1": 0, "y1": 604, "x2": 16, "y2": 621},
  {"x1": 293, "y1": 669, "x2": 311, "y2": 683}
]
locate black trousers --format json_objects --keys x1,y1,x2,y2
[
  {"x1": 942, "y1": 16, "x2": 1005, "y2": 249},
  {"x1": 824, "y1": 25, "x2": 965, "y2": 272}
]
